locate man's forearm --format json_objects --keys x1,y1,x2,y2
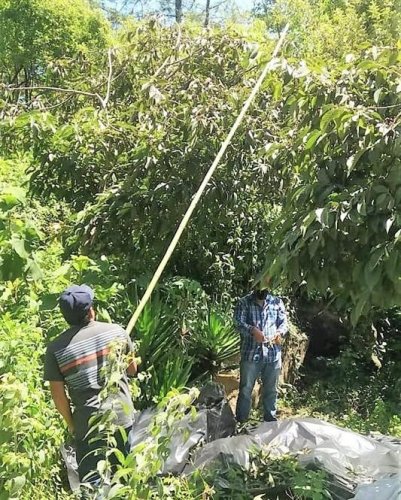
[
  {"x1": 56, "y1": 397, "x2": 74, "y2": 431},
  {"x1": 50, "y1": 382, "x2": 74, "y2": 433}
]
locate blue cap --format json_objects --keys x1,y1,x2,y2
[{"x1": 59, "y1": 284, "x2": 94, "y2": 325}]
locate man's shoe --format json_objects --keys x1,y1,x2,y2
[{"x1": 263, "y1": 416, "x2": 278, "y2": 423}]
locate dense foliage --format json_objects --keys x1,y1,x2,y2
[
  {"x1": 1, "y1": 0, "x2": 401, "y2": 498},
  {"x1": 263, "y1": 48, "x2": 401, "y2": 324},
  {"x1": 1, "y1": 21, "x2": 278, "y2": 296},
  {"x1": 0, "y1": 0, "x2": 109, "y2": 89},
  {"x1": 256, "y1": 0, "x2": 401, "y2": 60}
]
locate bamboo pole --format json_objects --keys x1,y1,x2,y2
[{"x1": 127, "y1": 24, "x2": 289, "y2": 335}]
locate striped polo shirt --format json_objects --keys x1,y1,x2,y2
[{"x1": 44, "y1": 320, "x2": 134, "y2": 440}]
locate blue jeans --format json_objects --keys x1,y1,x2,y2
[{"x1": 236, "y1": 359, "x2": 281, "y2": 422}]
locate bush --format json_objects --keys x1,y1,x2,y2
[
  {"x1": 0, "y1": 319, "x2": 68, "y2": 498},
  {"x1": 286, "y1": 347, "x2": 401, "y2": 438}
]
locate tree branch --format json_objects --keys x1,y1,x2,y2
[
  {"x1": 150, "y1": 26, "x2": 182, "y2": 80},
  {"x1": 102, "y1": 48, "x2": 114, "y2": 108},
  {"x1": 3, "y1": 84, "x2": 104, "y2": 106},
  {"x1": 4, "y1": 48, "x2": 115, "y2": 109},
  {"x1": 204, "y1": 0, "x2": 211, "y2": 27}
]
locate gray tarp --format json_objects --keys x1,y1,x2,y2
[
  {"x1": 60, "y1": 443, "x2": 81, "y2": 492},
  {"x1": 61, "y1": 386, "x2": 401, "y2": 499},
  {"x1": 61, "y1": 382, "x2": 236, "y2": 489},
  {"x1": 128, "y1": 382, "x2": 237, "y2": 474},
  {"x1": 128, "y1": 407, "x2": 208, "y2": 474},
  {"x1": 183, "y1": 417, "x2": 401, "y2": 499},
  {"x1": 353, "y1": 474, "x2": 401, "y2": 499}
]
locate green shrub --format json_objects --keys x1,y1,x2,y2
[
  {"x1": 0, "y1": 319, "x2": 68, "y2": 499},
  {"x1": 285, "y1": 347, "x2": 401, "y2": 438},
  {"x1": 188, "y1": 308, "x2": 240, "y2": 377}
]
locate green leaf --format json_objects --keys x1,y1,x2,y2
[
  {"x1": 272, "y1": 81, "x2": 283, "y2": 101},
  {"x1": 304, "y1": 130, "x2": 322, "y2": 150},
  {"x1": 357, "y1": 60, "x2": 379, "y2": 70},
  {"x1": 9, "y1": 475, "x2": 26, "y2": 496},
  {"x1": 320, "y1": 107, "x2": 347, "y2": 132},
  {"x1": 26, "y1": 259, "x2": 43, "y2": 281},
  {"x1": 96, "y1": 460, "x2": 107, "y2": 475},
  {"x1": 300, "y1": 211, "x2": 316, "y2": 236},
  {"x1": 10, "y1": 236, "x2": 28, "y2": 260},
  {"x1": 351, "y1": 295, "x2": 368, "y2": 327},
  {"x1": 385, "y1": 251, "x2": 398, "y2": 279},
  {"x1": 367, "y1": 247, "x2": 385, "y2": 271},
  {"x1": 372, "y1": 184, "x2": 389, "y2": 194},
  {"x1": 107, "y1": 484, "x2": 125, "y2": 498},
  {"x1": 373, "y1": 88, "x2": 382, "y2": 104},
  {"x1": 52, "y1": 124, "x2": 75, "y2": 142},
  {"x1": 346, "y1": 148, "x2": 366, "y2": 175},
  {"x1": 14, "y1": 113, "x2": 32, "y2": 129},
  {"x1": 376, "y1": 193, "x2": 388, "y2": 209},
  {"x1": 308, "y1": 237, "x2": 320, "y2": 258},
  {"x1": 0, "y1": 187, "x2": 25, "y2": 211},
  {"x1": 364, "y1": 264, "x2": 382, "y2": 291}
]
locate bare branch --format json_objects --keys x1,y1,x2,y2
[
  {"x1": 4, "y1": 49, "x2": 115, "y2": 109},
  {"x1": 208, "y1": 0, "x2": 228, "y2": 11},
  {"x1": 38, "y1": 94, "x2": 75, "y2": 111},
  {"x1": 151, "y1": 26, "x2": 183, "y2": 80},
  {"x1": 102, "y1": 48, "x2": 114, "y2": 108},
  {"x1": 3, "y1": 84, "x2": 104, "y2": 106},
  {"x1": 365, "y1": 102, "x2": 401, "y2": 110},
  {"x1": 204, "y1": 0, "x2": 211, "y2": 27},
  {"x1": 175, "y1": 0, "x2": 183, "y2": 23}
]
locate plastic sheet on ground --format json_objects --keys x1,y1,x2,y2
[
  {"x1": 195, "y1": 382, "x2": 237, "y2": 442},
  {"x1": 60, "y1": 443, "x2": 80, "y2": 492},
  {"x1": 128, "y1": 407, "x2": 208, "y2": 474},
  {"x1": 353, "y1": 473, "x2": 401, "y2": 499},
  {"x1": 183, "y1": 417, "x2": 401, "y2": 499},
  {"x1": 61, "y1": 386, "x2": 401, "y2": 499},
  {"x1": 183, "y1": 434, "x2": 259, "y2": 474},
  {"x1": 61, "y1": 382, "x2": 236, "y2": 489},
  {"x1": 128, "y1": 382, "x2": 236, "y2": 474}
]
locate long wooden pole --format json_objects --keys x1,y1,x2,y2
[{"x1": 127, "y1": 25, "x2": 289, "y2": 335}]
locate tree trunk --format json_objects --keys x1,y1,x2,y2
[
  {"x1": 175, "y1": 0, "x2": 182, "y2": 22},
  {"x1": 24, "y1": 68, "x2": 30, "y2": 103},
  {"x1": 204, "y1": 0, "x2": 211, "y2": 27}
]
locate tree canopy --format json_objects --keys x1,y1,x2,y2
[
  {"x1": 1, "y1": 0, "x2": 401, "y2": 314},
  {"x1": 255, "y1": 0, "x2": 401, "y2": 61},
  {"x1": 0, "y1": 0, "x2": 110, "y2": 88},
  {"x1": 2, "y1": 1, "x2": 401, "y2": 497}
]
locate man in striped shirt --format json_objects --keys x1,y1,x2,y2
[
  {"x1": 234, "y1": 283, "x2": 288, "y2": 423},
  {"x1": 44, "y1": 284, "x2": 137, "y2": 483}
]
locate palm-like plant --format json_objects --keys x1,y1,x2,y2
[
  {"x1": 189, "y1": 309, "x2": 240, "y2": 377},
  {"x1": 134, "y1": 299, "x2": 178, "y2": 370},
  {"x1": 147, "y1": 353, "x2": 194, "y2": 404},
  {"x1": 134, "y1": 299, "x2": 194, "y2": 406}
]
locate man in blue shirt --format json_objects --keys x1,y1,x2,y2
[{"x1": 234, "y1": 282, "x2": 288, "y2": 423}]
